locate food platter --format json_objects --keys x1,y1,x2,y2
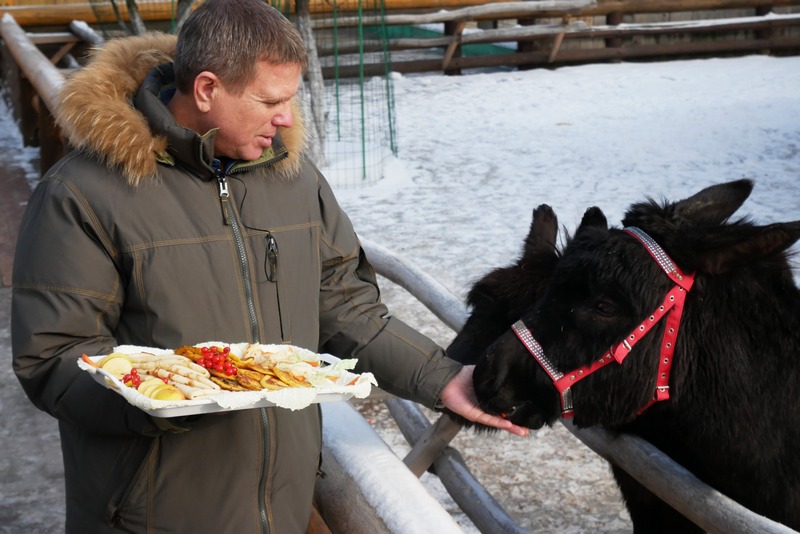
[{"x1": 78, "y1": 343, "x2": 376, "y2": 417}]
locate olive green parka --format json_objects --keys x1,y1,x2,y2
[{"x1": 11, "y1": 33, "x2": 462, "y2": 533}]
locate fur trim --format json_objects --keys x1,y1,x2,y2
[{"x1": 57, "y1": 32, "x2": 306, "y2": 187}]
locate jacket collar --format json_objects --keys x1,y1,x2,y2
[{"x1": 56, "y1": 32, "x2": 306, "y2": 188}]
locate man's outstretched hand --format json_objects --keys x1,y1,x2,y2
[{"x1": 439, "y1": 365, "x2": 529, "y2": 437}]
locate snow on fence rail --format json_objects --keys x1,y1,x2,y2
[{"x1": 360, "y1": 237, "x2": 799, "y2": 534}]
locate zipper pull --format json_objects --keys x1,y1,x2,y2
[
  {"x1": 266, "y1": 234, "x2": 279, "y2": 282},
  {"x1": 214, "y1": 161, "x2": 231, "y2": 225}
]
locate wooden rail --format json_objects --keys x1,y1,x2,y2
[
  {"x1": 1, "y1": 14, "x2": 62, "y2": 113},
  {"x1": 309, "y1": 0, "x2": 800, "y2": 75},
  {"x1": 2, "y1": 0, "x2": 522, "y2": 27},
  {"x1": 4, "y1": 0, "x2": 800, "y2": 76},
  {"x1": 1, "y1": 13, "x2": 66, "y2": 170}
]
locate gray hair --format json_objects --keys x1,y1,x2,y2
[{"x1": 174, "y1": 0, "x2": 308, "y2": 94}]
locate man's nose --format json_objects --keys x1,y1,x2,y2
[{"x1": 273, "y1": 102, "x2": 293, "y2": 128}]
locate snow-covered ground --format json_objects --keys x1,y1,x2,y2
[{"x1": 329, "y1": 54, "x2": 800, "y2": 532}]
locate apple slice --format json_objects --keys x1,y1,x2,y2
[
  {"x1": 153, "y1": 386, "x2": 186, "y2": 401},
  {"x1": 137, "y1": 378, "x2": 167, "y2": 398},
  {"x1": 99, "y1": 355, "x2": 133, "y2": 378}
]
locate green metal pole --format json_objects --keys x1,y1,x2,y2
[
  {"x1": 379, "y1": 0, "x2": 397, "y2": 155},
  {"x1": 334, "y1": 1, "x2": 342, "y2": 140},
  {"x1": 358, "y1": 0, "x2": 366, "y2": 181}
]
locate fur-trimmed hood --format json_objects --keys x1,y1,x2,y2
[{"x1": 56, "y1": 32, "x2": 307, "y2": 187}]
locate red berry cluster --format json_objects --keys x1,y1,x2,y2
[
  {"x1": 122, "y1": 368, "x2": 142, "y2": 388},
  {"x1": 197, "y1": 345, "x2": 238, "y2": 376}
]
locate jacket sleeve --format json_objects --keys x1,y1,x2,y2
[
  {"x1": 314, "y1": 172, "x2": 462, "y2": 409},
  {"x1": 12, "y1": 172, "x2": 162, "y2": 436}
]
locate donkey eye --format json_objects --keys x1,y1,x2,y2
[{"x1": 593, "y1": 300, "x2": 618, "y2": 317}]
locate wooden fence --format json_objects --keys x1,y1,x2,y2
[
  {"x1": 309, "y1": 0, "x2": 800, "y2": 75},
  {"x1": 2, "y1": 0, "x2": 800, "y2": 76}
]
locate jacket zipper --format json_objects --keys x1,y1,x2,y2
[
  {"x1": 258, "y1": 408, "x2": 273, "y2": 532},
  {"x1": 214, "y1": 163, "x2": 272, "y2": 534},
  {"x1": 216, "y1": 169, "x2": 259, "y2": 343}
]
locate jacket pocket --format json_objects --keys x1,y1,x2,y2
[
  {"x1": 251, "y1": 225, "x2": 321, "y2": 346},
  {"x1": 105, "y1": 435, "x2": 157, "y2": 529}
]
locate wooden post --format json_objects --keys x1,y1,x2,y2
[
  {"x1": 548, "y1": 28, "x2": 567, "y2": 63},
  {"x1": 605, "y1": 10, "x2": 624, "y2": 50},
  {"x1": 442, "y1": 20, "x2": 466, "y2": 74},
  {"x1": 516, "y1": 15, "x2": 539, "y2": 70},
  {"x1": 36, "y1": 97, "x2": 64, "y2": 173},
  {"x1": 124, "y1": 0, "x2": 148, "y2": 35},
  {"x1": 755, "y1": 4, "x2": 774, "y2": 50},
  {"x1": 402, "y1": 411, "x2": 462, "y2": 477},
  {"x1": 19, "y1": 75, "x2": 37, "y2": 146},
  {"x1": 443, "y1": 20, "x2": 463, "y2": 75}
]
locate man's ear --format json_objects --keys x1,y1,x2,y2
[{"x1": 194, "y1": 71, "x2": 219, "y2": 113}]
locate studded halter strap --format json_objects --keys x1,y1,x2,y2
[{"x1": 511, "y1": 226, "x2": 695, "y2": 418}]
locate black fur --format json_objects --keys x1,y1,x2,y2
[
  {"x1": 457, "y1": 180, "x2": 800, "y2": 532},
  {"x1": 446, "y1": 204, "x2": 560, "y2": 364}
]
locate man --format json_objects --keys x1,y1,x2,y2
[{"x1": 11, "y1": 0, "x2": 526, "y2": 531}]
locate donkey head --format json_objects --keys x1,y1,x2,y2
[{"x1": 472, "y1": 179, "x2": 800, "y2": 430}]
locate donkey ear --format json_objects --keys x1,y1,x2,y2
[
  {"x1": 579, "y1": 206, "x2": 608, "y2": 231},
  {"x1": 672, "y1": 179, "x2": 753, "y2": 226},
  {"x1": 693, "y1": 221, "x2": 800, "y2": 274},
  {"x1": 523, "y1": 204, "x2": 558, "y2": 255},
  {"x1": 623, "y1": 179, "x2": 753, "y2": 232}
]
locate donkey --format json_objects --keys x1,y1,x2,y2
[{"x1": 456, "y1": 180, "x2": 800, "y2": 531}]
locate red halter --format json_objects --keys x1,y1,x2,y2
[{"x1": 511, "y1": 226, "x2": 695, "y2": 418}]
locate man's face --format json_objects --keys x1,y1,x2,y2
[{"x1": 204, "y1": 60, "x2": 302, "y2": 161}]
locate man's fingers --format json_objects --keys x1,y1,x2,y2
[{"x1": 473, "y1": 412, "x2": 529, "y2": 437}]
